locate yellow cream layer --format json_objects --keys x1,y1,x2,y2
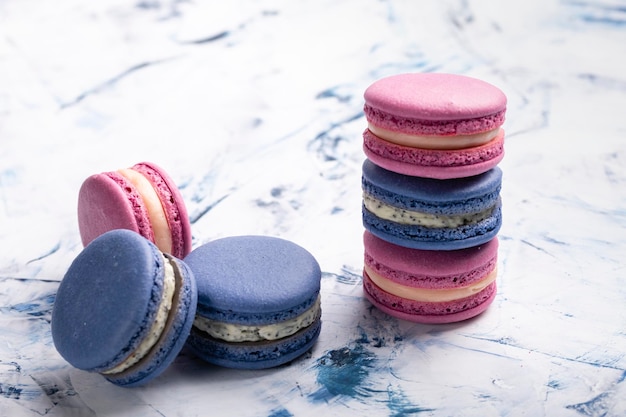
[
  {"x1": 103, "y1": 253, "x2": 176, "y2": 375},
  {"x1": 363, "y1": 193, "x2": 493, "y2": 228},
  {"x1": 194, "y1": 296, "x2": 321, "y2": 343},
  {"x1": 368, "y1": 124, "x2": 500, "y2": 150},
  {"x1": 365, "y1": 265, "x2": 497, "y2": 303},
  {"x1": 118, "y1": 168, "x2": 172, "y2": 254}
]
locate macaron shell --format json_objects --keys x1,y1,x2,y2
[
  {"x1": 363, "y1": 128, "x2": 505, "y2": 179},
  {"x1": 362, "y1": 159, "x2": 502, "y2": 209},
  {"x1": 363, "y1": 271, "x2": 497, "y2": 324},
  {"x1": 131, "y1": 162, "x2": 192, "y2": 258},
  {"x1": 78, "y1": 172, "x2": 154, "y2": 247},
  {"x1": 364, "y1": 73, "x2": 507, "y2": 122},
  {"x1": 52, "y1": 230, "x2": 165, "y2": 372},
  {"x1": 186, "y1": 319, "x2": 321, "y2": 370}
]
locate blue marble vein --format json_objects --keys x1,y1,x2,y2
[{"x1": 310, "y1": 345, "x2": 376, "y2": 402}]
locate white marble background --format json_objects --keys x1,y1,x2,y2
[{"x1": 1, "y1": 0, "x2": 625, "y2": 416}]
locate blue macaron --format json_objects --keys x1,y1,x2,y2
[
  {"x1": 51, "y1": 229, "x2": 197, "y2": 387},
  {"x1": 362, "y1": 159, "x2": 502, "y2": 250},
  {"x1": 184, "y1": 235, "x2": 322, "y2": 369}
]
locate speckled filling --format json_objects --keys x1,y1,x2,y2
[
  {"x1": 362, "y1": 179, "x2": 501, "y2": 217},
  {"x1": 363, "y1": 193, "x2": 495, "y2": 228},
  {"x1": 362, "y1": 202, "x2": 501, "y2": 244},
  {"x1": 193, "y1": 296, "x2": 321, "y2": 342},
  {"x1": 196, "y1": 293, "x2": 319, "y2": 326},
  {"x1": 187, "y1": 319, "x2": 322, "y2": 369}
]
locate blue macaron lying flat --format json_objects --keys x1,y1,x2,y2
[
  {"x1": 51, "y1": 229, "x2": 197, "y2": 387},
  {"x1": 184, "y1": 235, "x2": 322, "y2": 370},
  {"x1": 362, "y1": 159, "x2": 502, "y2": 250}
]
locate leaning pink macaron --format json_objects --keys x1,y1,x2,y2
[
  {"x1": 77, "y1": 162, "x2": 192, "y2": 259},
  {"x1": 362, "y1": 231, "x2": 498, "y2": 324},
  {"x1": 363, "y1": 73, "x2": 506, "y2": 179}
]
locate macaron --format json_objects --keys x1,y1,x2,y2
[
  {"x1": 363, "y1": 73, "x2": 506, "y2": 179},
  {"x1": 77, "y1": 161, "x2": 192, "y2": 259},
  {"x1": 51, "y1": 229, "x2": 198, "y2": 387},
  {"x1": 362, "y1": 159, "x2": 502, "y2": 250},
  {"x1": 362, "y1": 231, "x2": 498, "y2": 323},
  {"x1": 184, "y1": 235, "x2": 322, "y2": 369}
]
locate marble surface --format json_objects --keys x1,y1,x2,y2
[{"x1": 1, "y1": 0, "x2": 625, "y2": 415}]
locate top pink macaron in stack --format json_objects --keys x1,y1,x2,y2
[{"x1": 363, "y1": 73, "x2": 506, "y2": 179}]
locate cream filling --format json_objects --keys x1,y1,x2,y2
[
  {"x1": 365, "y1": 265, "x2": 497, "y2": 303},
  {"x1": 193, "y1": 296, "x2": 321, "y2": 343},
  {"x1": 102, "y1": 254, "x2": 176, "y2": 375},
  {"x1": 368, "y1": 124, "x2": 500, "y2": 150},
  {"x1": 118, "y1": 168, "x2": 172, "y2": 254},
  {"x1": 363, "y1": 193, "x2": 493, "y2": 228}
]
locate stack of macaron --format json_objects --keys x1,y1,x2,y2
[
  {"x1": 360, "y1": 72, "x2": 506, "y2": 324},
  {"x1": 51, "y1": 162, "x2": 322, "y2": 387}
]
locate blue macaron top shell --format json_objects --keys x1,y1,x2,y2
[
  {"x1": 362, "y1": 159, "x2": 502, "y2": 215},
  {"x1": 52, "y1": 230, "x2": 164, "y2": 372},
  {"x1": 184, "y1": 235, "x2": 321, "y2": 325}
]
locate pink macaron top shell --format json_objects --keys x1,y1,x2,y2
[
  {"x1": 363, "y1": 231, "x2": 498, "y2": 290},
  {"x1": 78, "y1": 172, "x2": 155, "y2": 249},
  {"x1": 364, "y1": 73, "x2": 506, "y2": 136},
  {"x1": 131, "y1": 162, "x2": 192, "y2": 258}
]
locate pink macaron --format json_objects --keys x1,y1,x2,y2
[
  {"x1": 362, "y1": 231, "x2": 498, "y2": 324},
  {"x1": 77, "y1": 162, "x2": 192, "y2": 259},
  {"x1": 363, "y1": 73, "x2": 506, "y2": 179}
]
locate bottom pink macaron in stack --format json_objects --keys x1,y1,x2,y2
[{"x1": 362, "y1": 231, "x2": 498, "y2": 324}]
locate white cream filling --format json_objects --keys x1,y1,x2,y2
[
  {"x1": 368, "y1": 124, "x2": 500, "y2": 150},
  {"x1": 102, "y1": 254, "x2": 176, "y2": 375},
  {"x1": 118, "y1": 168, "x2": 173, "y2": 254},
  {"x1": 363, "y1": 193, "x2": 493, "y2": 228},
  {"x1": 193, "y1": 296, "x2": 321, "y2": 343},
  {"x1": 365, "y1": 265, "x2": 497, "y2": 303}
]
